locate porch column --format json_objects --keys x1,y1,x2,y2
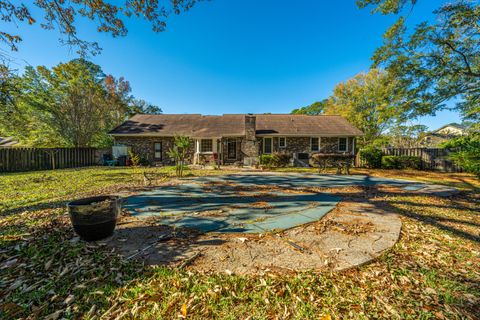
[{"x1": 194, "y1": 139, "x2": 200, "y2": 165}]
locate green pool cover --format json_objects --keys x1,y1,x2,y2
[{"x1": 123, "y1": 174, "x2": 423, "y2": 233}]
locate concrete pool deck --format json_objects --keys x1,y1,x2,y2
[{"x1": 106, "y1": 172, "x2": 459, "y2": 273}]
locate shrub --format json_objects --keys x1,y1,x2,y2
[
  {"x1": 167, "y1": 136, "x2": 191, "y2": 177},
  {"x1": 399, "y1": 156, "x2": 421, "y2": 169},
  {"x1": 128, "y1": 151, "x2": 150, "y2": 167},
  {"x1": 139, "y1": 156, "x2": 151, "y2": 166},
  {"x1": 381, "y1": 156, "x2": 421, "y2": 169},
  {"x1": 450, "y1": 151, "x2": 480, "y2": 178},
  {"x1": 359, "y1": 146, "x2": 382, "y2": 168},
  {"x1": 128, "y1": 151, "x2": 140, "y2": 167},
  {"x1": 381, "y1": 156, "x2": 399, "y2": 169},
  {"x1": 311, "y1": 153, "x2": 351, "y2": 167},
  {"x1": 272, "y1": 153, "x2": 291, "y2": 167},
  {"x1": 311, "y1": 153, "x2": 355, "y2": 173},
  {"x1": 442, "y1": 133, "x2": 480, "y2": 178},
  {"x1": 259, "y1": 154, "x2": 274, "y2": 168}
]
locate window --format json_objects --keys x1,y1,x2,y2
[
  {"x1": 227, "y1": 139, "x2": 237, "y2": 159},
  {"x1": 279, "y1": 137, "x2": 286, "y2": 148},
  {"x1": 338, "y1": 137, "x2": 348, "y2": 152},
  {"x1": 154, "y1": 142, "x2": 162, "y2": 160},
  {"x1": 311, "y1": 137, "x2": 320, "y2": 152},
  {"x1": 263, "y1": 137, "x2": 273, "y2": 154},
  {"x1": 200, "y1": 139, "x2": 213, "y2": 153}
]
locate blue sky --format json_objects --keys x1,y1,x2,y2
[{"x1": 4, "y1": 0, "x2": 462, "y2": 130}]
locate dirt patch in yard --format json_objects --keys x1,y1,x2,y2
[{"x1": 103, "y1": 185, "x2": 403, "y2": 274}]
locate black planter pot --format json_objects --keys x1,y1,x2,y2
[{"x1": 67, "y1": 195, "x2": 121, "y2": 241}]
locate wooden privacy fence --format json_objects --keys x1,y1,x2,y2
[
  {"x1": 355, "y1": 148, "x2": 463, "y2": 172},
  {"x1": 0, "y1": 148, "x2": 103, "y2": 172}
]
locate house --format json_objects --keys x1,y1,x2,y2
[
  {"x1": 109, "y1": 114, "x2": 363, "y2": 166},
  {"x1": 419, "y1": 123, "x2": 466, "y2": 147}
]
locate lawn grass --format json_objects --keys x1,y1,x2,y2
[
  {"x1": 0, "y1": 166, "x2": 232, "y2": 215},
  {"x1": 0, "y1": 167, "x2": 479, "y2": 319},
  {"x1": 273, "y1": 167, "x2": 480, "y2": 191}
]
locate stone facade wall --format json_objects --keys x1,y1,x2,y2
[
  {"x1": 242, "y1": 115, "x2": 259, "y2": 165},
  {"x1": 320, "y1": 137, "x2": 354, "y2": 154},
  {"x1": 221, "y1": 137, "x2": 244, "y2": 164},
  {"x1": 113, "y1": 136, "x2": 195, "y2": 165},
  {"x1": 257, "y1": 136, "x2": 355, "y2": 155},
  {"x1": 114, "y1": 135, "x2": 356, "y2": 166}
]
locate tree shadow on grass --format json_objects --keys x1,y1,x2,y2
[
  {"x1": 1, "y1": 178, "x2": 479, "y2": 319},
  {"x1": 332, "y1": 187, "x2": 480, "y2": 244},
  {"x1": 0, "y1": 213, "x2": 222, "y2": 319},
  {"x1": 0, "y1": 199, "x2": 72, "y2": 218},
  {"x1": 104, "y1": 223, "x2": 226, "y2": 265}
]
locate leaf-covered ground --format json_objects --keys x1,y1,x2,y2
[{"x1": 0, "y1": 167, "x2": 479, "y2": 319}]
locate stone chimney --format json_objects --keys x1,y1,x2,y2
[{"x1": 243, "y1": 114, "x2": 258, "y2": 165}]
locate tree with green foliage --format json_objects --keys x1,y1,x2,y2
[
  {"x1": 356, "y1": 0, "x2": 417, "y2": 15},
  {"x1": 0, "y1": 0, "x2": 202, "y2": 56},
  {"x1": 291, "y1": 100, "x2": 327, "y2": 115},
  {"x1": 0, "y1": 62, "x2": 65, "y2": 146},
  {"x1": 324, "y1": 69, "x2": 416, "y2": 145},
  {"x1": 167, "y1": 136, "x2": 191, "y2": 177},
  {"x1": 0, "y1": 59, "x2": 160, "y2": 147},
  {"x1": 441, "y1": 132, "x2": 480, "y2": 178},
  {"x1": 359, "y1": 146, "x2": 383, "y2": 169},
  {"x1": 0, "y1": 63, "x2": 17, "y2": 108},
  {"x1": 387, "y1": 124, "x2": 428, "y2": 148},
  {"x1": 358, "y1": 0, "x2": 480, "y2": 129}
]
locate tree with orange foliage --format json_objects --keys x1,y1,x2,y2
[{"x1": 0, "y1": 59, "x2": 160, "y2": 147}]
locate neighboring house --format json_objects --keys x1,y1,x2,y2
[
  {"x1": 0, "y1": 137, "x2": 18, "y2": 148},
  {"x1": 109, "y1": 114, "x2": 363, "y2": 166},
  {"x1": 419, "y1": 123, "x2": 466, "y2": 148}
]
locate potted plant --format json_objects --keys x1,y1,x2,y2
[{"x1": 67, "y1": 196, "x2": 121, "y2": 241}]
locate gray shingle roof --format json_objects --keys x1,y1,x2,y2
[
  {"x1": 254, "y1": 114, "x2": 363, "y2": 136},
  {"x1": 109, "y1": 114, "x2": 363, "y2": 137}
]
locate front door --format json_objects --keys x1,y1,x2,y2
[{"x1": 227, "y1": 140, "x2": 237, "y2": 159}]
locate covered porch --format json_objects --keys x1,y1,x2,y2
[{"x1": 192, "y1": 137, "x2": 245, "y2": 165}]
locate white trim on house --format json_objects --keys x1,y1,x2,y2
[
  {"x1": 338, "y1": 137, "x2": 348, "y2": 152},
  {"x1": 310, "y1": 137, "x2": 320, "y2": 152},
  {"x1": 279, "y1": 137, "x2": 286, "y2": 149},
  {"x1": 195, "y1": 138, "x2": 217, "y2": 154},
  {"x1": 110, "y1": 133, "x2": 231, "y2": 138},
  {"x1": 154, "y1": 142, "x2": 162, "y2": 160},
  {"x1": 201, "y1": 139, "x2": 213, "y2": 153},
  {"x1": 263, "y1": 137, "x2": 273, "y2": 154},
  {"x1": 255, "y1": 133, "x2": 355, "y2": 137}
]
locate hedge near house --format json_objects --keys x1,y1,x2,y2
[
  {"x1": 259, "y1": 153, "x2": 291, "y2": 168},
  {"x1": 272, "y1": 153, "x2": 291, "y2": 167},
  {"x1": 381, "y1": 156, "x2": 421, "y2": 170},
  {"x1": 359, "y1": 146, "x2": 383, "y2": 168},
  {"x1": 259, "y1": 155, "x2": 274, "y2": 168},
  {"x1": 311, "y1": 153, "x2": 355, "y2": 174},
  {"x1": 442, "y1": 133, "x2": 480, "y2": 178}
]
